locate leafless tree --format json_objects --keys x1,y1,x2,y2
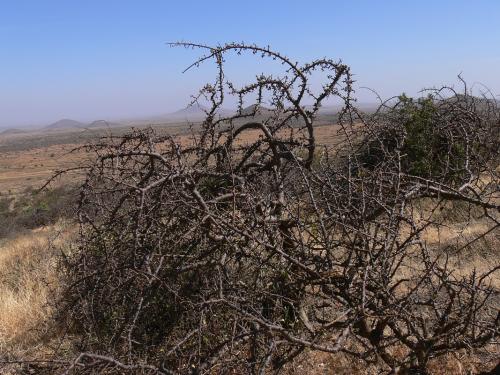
[{"x1": 11, "y1": 43, "x2": 499, "y2": 374}]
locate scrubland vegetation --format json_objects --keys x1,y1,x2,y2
[
  {"x1": 0, "y1": 44, "x2": 498, "y2": 374},
  {"x1": 0, "y1": 186, "x2": 75, "y2": 238}
]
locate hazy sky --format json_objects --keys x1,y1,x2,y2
[{"x1": 1, "y1": 0, "x2": 499, "y2": 127}]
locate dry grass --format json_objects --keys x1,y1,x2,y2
[
  {"x1": 0, "y1": 222, "x2": 73, "y2": 354},
  {"x1": 289, "y1": 200, "x2": 500, "y2": 374},
  {"x1": 285, "y1": 347, "x2": 499, "y2": 374},
  {"x1": 415, "y1": 199, "x2": 500, "y2": 289}
]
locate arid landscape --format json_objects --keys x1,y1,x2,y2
[
  {"x1": 0, "y1": 117, "x2": 348, "y2": 196},
  {"x1": 1, "y1": 89, "x2": 499, "y2": 374},
  {"x1": 1, "y1": 2, "x2": 500, "y2": 374}
]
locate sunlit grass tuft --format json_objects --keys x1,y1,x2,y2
[{"x1": 0, "y1": 222, "x2": 71, "y2": 353}]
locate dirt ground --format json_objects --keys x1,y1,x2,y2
[{"x1": 0, "y1": 123, "x2": 345, "y2": 196}]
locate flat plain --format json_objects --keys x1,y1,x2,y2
[
  {"x1": 0, "y1": 123, "x2": 190, "y2": 195},
  {"x1": 0, "y1": 122, "x2": 344, "y2": 196}
]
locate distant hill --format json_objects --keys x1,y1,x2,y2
[
  {"x1": 316, "y1": 103, "x2": 379, "y2": 114},
  {"x1": 171, "y1": 103, "x2": 208, "y2": 115},
  {"x1": 86, "y1": 120, "x2": 123, "y2": 129},
  {"x1": 168, "y1": 103, "x2": 234, "y2": 121},
  {"x1": 34, "y1": 102, "x2": 382, "y2": 133},
  {"x1": 166, "y1": 103, "x2": 209, "y2": 122},
  {"x1": 44, "y1": 119, "x2": 85, "y2": 131},
  {"x1": 128, "y1": 104, "x2": 234, "y2": 125},
  {"x1": 239, "y1": 104, "x2": 274, "y2": 116},
  {"x1": 0, "y1": 128, "x2": 27, "y2": 135}
]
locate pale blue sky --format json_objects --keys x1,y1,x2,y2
[{"x1": 1, "y1": 0, "x2": 499, "y2": 127}]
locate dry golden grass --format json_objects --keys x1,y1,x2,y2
[
  {"x1": 423, "y1": 220, "x2": 500, "y2": 287},
  {"x1": 414, "y1": 199, "x2": 500, "y2": 289},
  {"x1": 0, "y1": 222, "x2": 73, "y2": 354}
]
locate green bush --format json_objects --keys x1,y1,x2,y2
[
  {"x1": 397, "y1": 95, "x2": 467, "y2": 178},
  {"x1": 358, "y1": 94, "x2": 496, "y2": 184}
]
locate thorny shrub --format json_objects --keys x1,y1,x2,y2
[{"x1": 6, "y1": 43, "x2": 499, "y2": 375}]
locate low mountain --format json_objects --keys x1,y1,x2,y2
[
  {"x1": 0, "y1": 128, "x2": 27, "y2": 135},
  {"x1": 316, "y1": 103, "x2": 379, "y2": 114},
  {"x1": 44, "y1": 119, "x2": 84, "y2": 131},
  {"x1": 134, "y1": 104, "x2": 234, "y2": 125},
  {"x1": 86, "y1": 120, "x2": 123, "y2": 129},
  {"x1": 171, "y1": 103, "x2": 208, "y2": 116},
  {"x1": 165, "y1": 103, "x2": 218, "y2": 122},
  {"x1": 239, "y1": 104, "x2": 274, "y2": 116}
]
